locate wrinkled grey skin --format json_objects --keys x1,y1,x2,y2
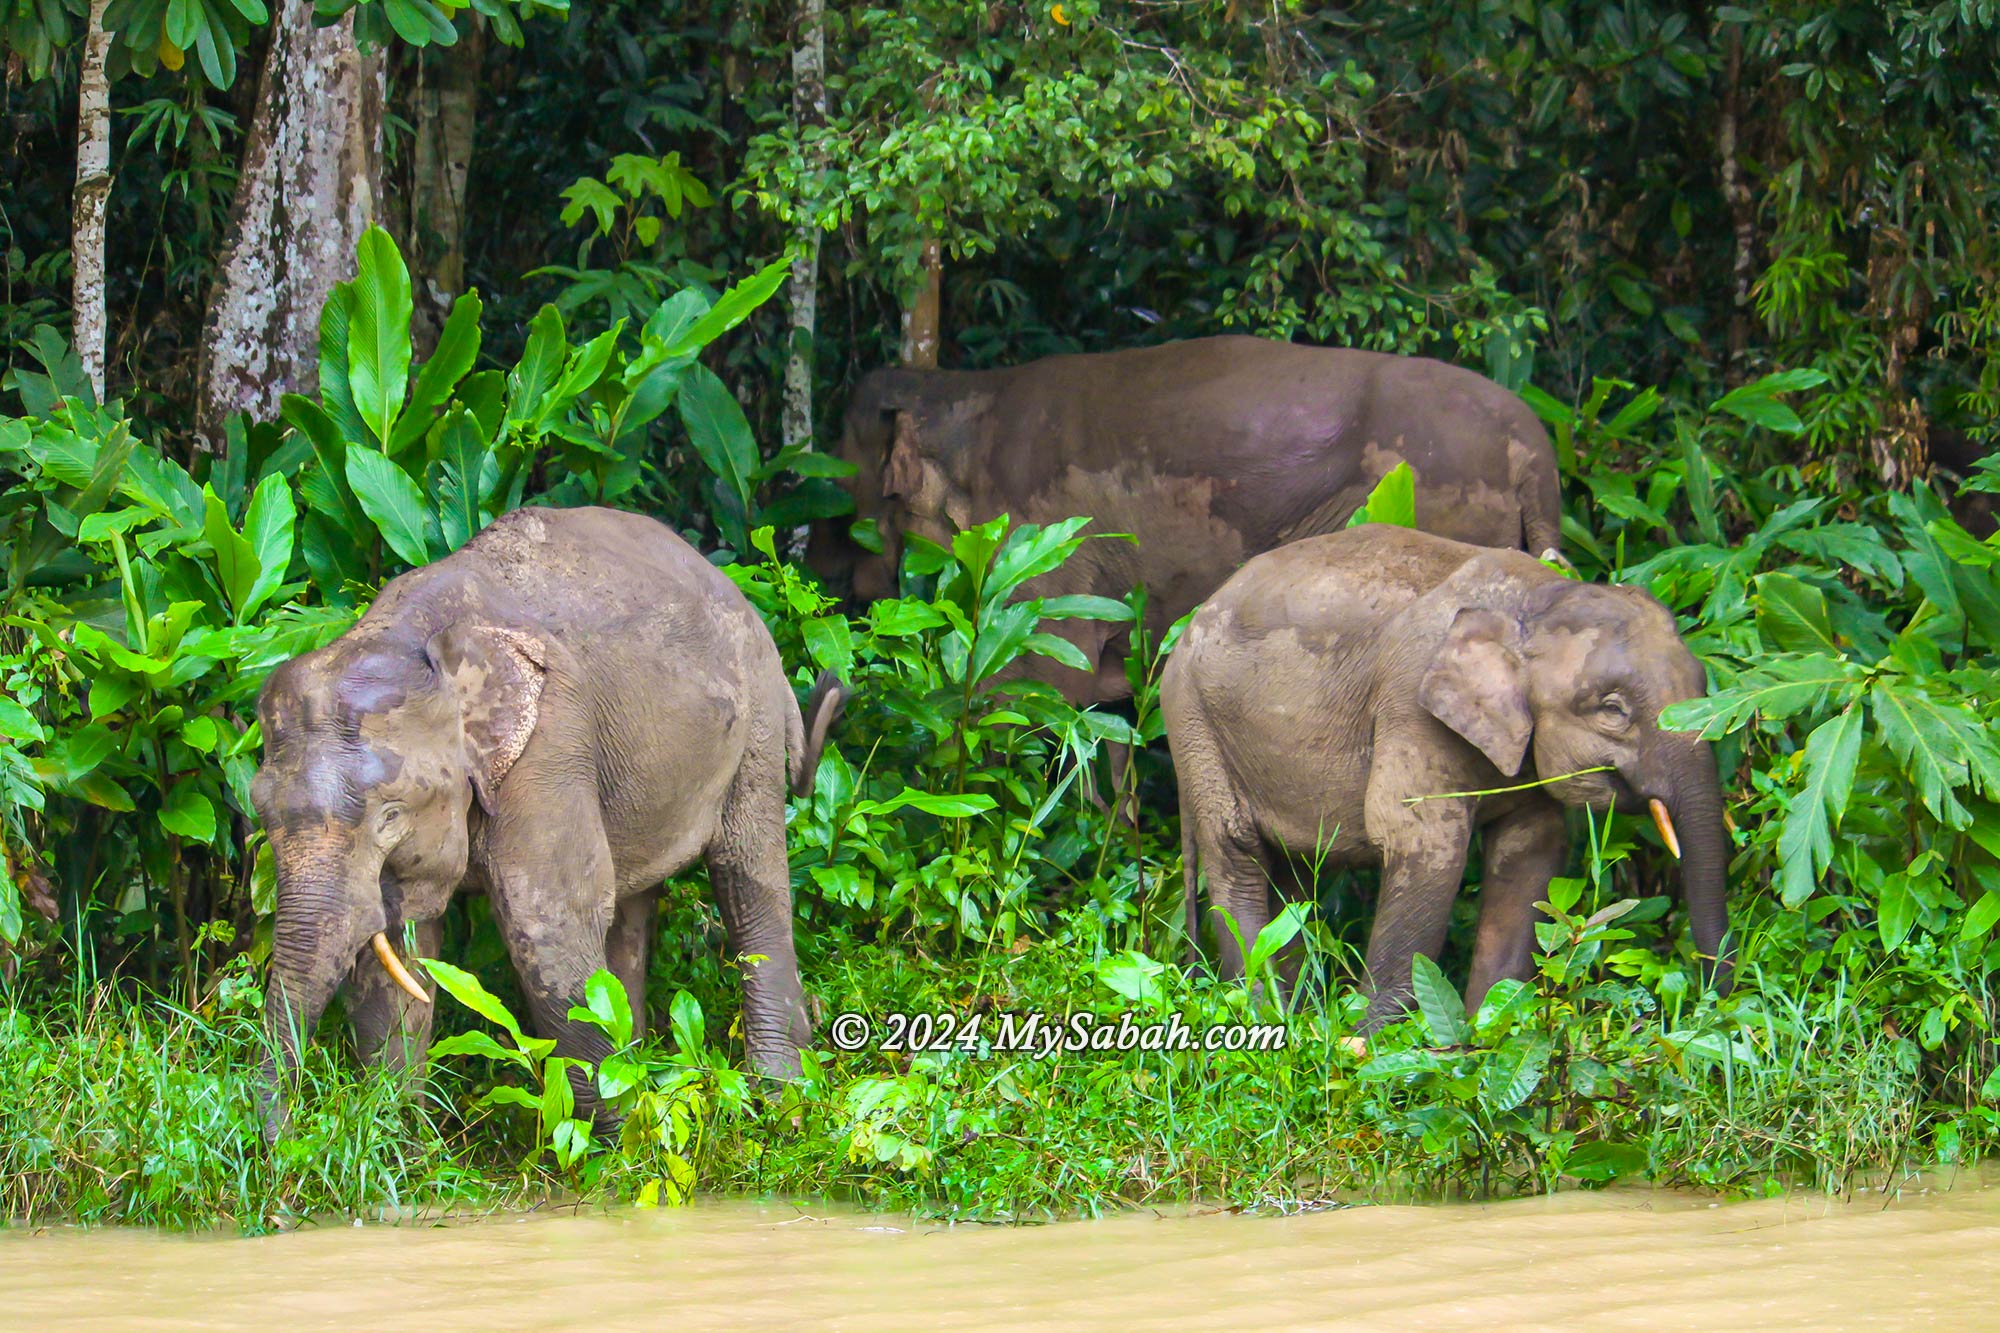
[
  {"x1": 808, "y1": 336, "x2": 1563, "y2": 707},
  {"x1": 251, "y1": 506, "x2": 847, "y2": 1137},
  {"x1": 1162, "y1": 526, "x2": 1732, "y2": 1031}
]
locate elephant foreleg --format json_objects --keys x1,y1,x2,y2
[
  {"x1": 1360, "y1": 775, "x2": 1475, "y2": 1034},
  {"x1": 345, "y1": 916, "x2": 442, "y2": 1083},
  {"x1": 1465, "y1": 799, "x2": 1568, "y2": 1013},
  {"x1": 482, "y1": 796, "x2": 622, "y2": 1133}
]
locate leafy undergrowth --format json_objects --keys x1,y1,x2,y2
[{"x1": 6, "y1": 878, "x2": 1990, "y2": 1233}]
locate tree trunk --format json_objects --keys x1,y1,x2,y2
[
  {"x1": 70, "y1": 0, "x2": 114, "y2": 401},
  {"x1": 404, "y1": 23, "x2": 485, "y2": 359},
  {"x1": 196, "y1": 0, "x2": 384, "y2": 445},
  {"x1": 782, "y1": 0, "x2": 827, "y2": 554},
  {"x1": 899, "y1": 237, "x2": 942, "y2": 368},
  {"x1": 1717, "y1": 22, "x2": 1754, "y2": 384},
  {"x1": 781, "y1": 0, "x2": 826, "y2": 455}
]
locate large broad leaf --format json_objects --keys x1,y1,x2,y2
[
  {"x1": 678, "y1": 363, "x2": 757, "y2": 525},
  {"x1": 1347, "y1": 461, "x2": 1417, "y2": 529},
  {"x1": 849, "y1": 788, "x2": 997, "y2": 818},
  {"x1": 158, "y1": 783, "x2": 217, "y2": 844},
  {"x1": 1753, "y1": 572, "x2": 1839, "y2": 654},
  {"x1": 344, "y1": 444, "x2": 432, "y2": 568},
  {"x1": 281, "y1": 395, "x2": 371, "y2": 544},
  {"x1": 574, "y1": 969, "x2": 634, "y2": 1049},
  {"x1": 391, "y1": 288, "x2": 483, "y2": 454},
  {"x1": 347, "y1": 227, "x2": 414, "y2": 449},
  {"x1": 317, "y1": 280, "x2": 370, "y2": 446},
  {"x1": 1410, "y1": 953, "x2": 1470, "y2": 1046},
  {"x1": 423, "y1": 958, "x2": 529, "y2": 1044},
  {"x1": 658, "y1": 255, "x2": 791, "y2": 360},
  {"x1": 240, "y1": 471, "x2": 296, "y2": 621},
  {"x1": 506, "y1": 305, "x2": 566, "y2": 431},
  {"x1": 1478, "y1": 1030, "x2": 1552, "y2": 1112},
  {"x1": 201, "y1": 485, "x2": 259, "y2": 623},
  {"x1": 434, "y1": 407, "x2": 493, "y2": 553},
  {"x1": 1712, "y1": 368, "x2": 1827, "y2": 435},
  {"x1": 1776, "y1": 704, "x2": 1863, "y2": 907}
]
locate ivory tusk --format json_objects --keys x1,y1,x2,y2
[
  {"x1": 371, "y1": 931, "x2": 431, "y2": 1005},
  {"x1": 1648, "y1": 798, "x2": 1682, "y2": 861}
]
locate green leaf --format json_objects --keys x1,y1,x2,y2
[
  {"x1": 849, "y1": 788, "x2": 997, "y2": 819},
  {"x1": 1039, "y1": 595, "x2": 1135, "y2": 623},
  {"x1": 1960, "y1": 892, "x2": 2000, "y2": 943},
  {"x1": 1871, "y1": 683, "x2": 1981, "y2": 828},
  {"x1": 1877, "y1": 870, "x2": 1917, "y2": 954},
  {"x1": 580, "y1": 969, "x2": 634, "y2": 1049},
  {"x1": 422, "y1": 957, "x2": 529, "y2": 1044},
  {"x1": 392, "y1": 289, "x2": 483, "y2": 453},
  {"x1": 678, "y1": 364, "x2": 757, "y2": 527},
  {"x1": 200, "y1": 485, "x2": 259, "y2": 623},
  {"x1": 344, "y1": 444, "x2": 432, "y2": 568},
  {"x1": 1410, "y1": 953, "x2": 1470, "y2": 1046},
  {"x1": 281, "y1": 395, "x2": 370, "y2": 543},
  {"x1": 1754, "y1": 572, "x2": 1838, "y2": 654},
  {"x1": 317, "y1": 281, "x2": 368, "y2": 446},
  {"x1": 802, "y1": 615, "x2": 855, "y2": 676},
  {"x1": 1347, "y1": 462, "x2": 1417, "y2": 529},
  {"x1": 1478, "y1": 1030, "x2": 1552, "y2": 1112},
  {"x1": 559, "y1": 177, "x2": 623, "y2": 235},
  {"x1": 660, "y1": 256, "x2": 790, "y2": 359},
  {"x1": 159, "y1": 783, "x2": 217, "y2": 843},
  {"x1": 1712, "y1": 368, "x2": 1826, "y2": 435},
  {"x1": 1777, "y1": 704, "x2": 1864, "y2": 907},
  {"x1": 240, "y1": 471, "x2": 296, "y2": 621},
  {"x1": 434, "y1": 407, "x2": 493, "y2": 553},
  {"x1": 427, "y1": 1029, "x2": 532, "y2": 1070},
  {"x1": 347, "y1": 227, "x2": 414, "y2": 449},
  {"x1": 1021, "y1": 631, "x2": 1091, "y2": 672},
  {"x1": 0, "y1": 697, "x2": 46, "y2": 743},
  {"x1": 506, "y1": 305, "x2": 566, "y2": 431}
]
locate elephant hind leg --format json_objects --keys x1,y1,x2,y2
[
  {"x1": 705, "y1": 751, "x2": 807, "y2": 1080},
  {"x1": 605, "y1": 888, "x2": 659, "y2": 1040}
]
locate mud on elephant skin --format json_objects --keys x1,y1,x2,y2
[
  {"x1": 250, "y1": 505, "x2": 849, "y2": 1138},
  {"x1": 1162, "y1": 525, "x2": 1732, "y2": 1034},
  {"x1": 808, "y1": 335, "x2": 1564, "y2": 709}
]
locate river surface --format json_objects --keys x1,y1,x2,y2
[{"x1": 6, "y1": 1175, "x2": 1997, "y2": 1330}]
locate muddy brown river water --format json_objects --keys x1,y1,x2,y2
[{"x1": 5, "y1": 1176, "x2": 1998, "y2": 1330}]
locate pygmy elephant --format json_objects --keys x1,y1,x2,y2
[
  {"x1": 250, "y1": 505, "x2": 848, "y2": 1135},
  {"x1": 1162, "y1": 526, "x2": 1731, "y2": 1032},
  {"x1": 809, "y1": 335, "x2": 1564, "y2": 708}
]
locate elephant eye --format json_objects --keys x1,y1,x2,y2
[
  {"x1": 1598, "y1": 693, "x2": 1631, "y2": 723},
  {"x1": 374, "y1": 803, "x2": 407, "y2": 839}
]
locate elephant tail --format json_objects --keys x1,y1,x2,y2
[
  {"x1": 1510, "y1": 419, "x2": 1566, "y2": 562},
  {"x1": 790, "y1": 670, "x2": 852, "y2": 800}
]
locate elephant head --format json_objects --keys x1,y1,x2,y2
[
  {"x1": 806, "y1": 367, "x2": 975, "y2": 606},
  {"x1": 249, "y1": 618, "x2": 546, "y2": 1134},
  {"x1": 1416, "y1": 579, "x2": 1733, "y2": 990}
]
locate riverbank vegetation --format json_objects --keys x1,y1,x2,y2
[{"x1": 4, "y1": 2, "x2": 1998, "y2": 1231}]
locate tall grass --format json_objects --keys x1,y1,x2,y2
[{"x1": 0, "y1": 989, "x2": 512, "y2": 1231}]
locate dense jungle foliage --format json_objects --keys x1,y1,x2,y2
[{"x1": 3, "y1": 1, "x2": 1999, "y2": 1230}]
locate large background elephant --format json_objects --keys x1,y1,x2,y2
[
  {"x1": 251, "y1": 506, "x2": 846, "y2": 1132},
  {"x1": 809, "y1": 335, "x2": 1564, "y2": 707},
  {"x1": 1163, "y1": 526, "x2": 1731, "y2": 1031}
]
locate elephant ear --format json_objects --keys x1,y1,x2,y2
[
  {"x1": 881, "y1": 411, "x2": 972, "y2": 529},
  {"x1": 1418, "y1": 607, "x2": 1532, "y2": 777},
  {"x1": 424, "y1": 624, "x2": 548, "y2": 815}
]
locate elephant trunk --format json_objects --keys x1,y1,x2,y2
[
  {"x1": 1646, "y1": 736, "x2": 1734, "y2": 996},
  {"x1": 260, "y1": 825, "x2": 380, "y2": 1140}
]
